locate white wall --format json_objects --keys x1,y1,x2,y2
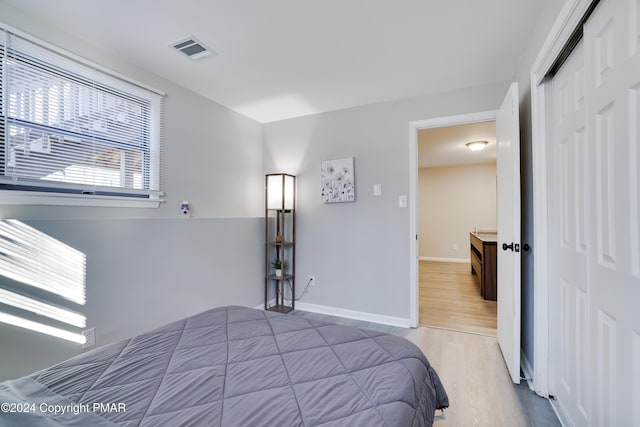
[
  {"x1": 263, "y1": 82, "x2": 508, "y2": 320},
  {"x1": 0, "y1": 4, "x2": 264, "y2": 380},
  {"x1": 418, "y1": 163, "x2": 496, "y2": 260}
]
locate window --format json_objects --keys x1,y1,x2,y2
[{"x1": 0, "y1": 25, "x2": 164, "y2": 206}]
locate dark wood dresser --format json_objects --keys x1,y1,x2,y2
[{"x1": 470, "y1": 232, "x2": 498, "y2": 301}]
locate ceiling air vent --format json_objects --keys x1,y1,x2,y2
[{"x1": 171, "y1": 36, "x2": 217, "y2": 61}]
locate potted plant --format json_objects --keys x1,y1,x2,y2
[{"x1": 271, "y1": 258, "x2": 288, "y2": 277}]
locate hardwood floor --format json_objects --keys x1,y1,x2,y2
[
  {"x1": 406, "y1": 327, "x2": 560, "y2": 427},
  {"x1": 419, "y1": 260, "x2": 497, "y2": 336}
]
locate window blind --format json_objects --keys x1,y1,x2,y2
[{"x1": 0, "y1": 26, "x2": 164, "y2": 200}]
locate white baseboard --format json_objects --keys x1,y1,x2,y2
[
  {"x1": 256, "y1": 298, "x2": 296, "y2": 311},
  {"x1": 419, "y1": 256, "x2": 470, "y2": 263},
  {"x1": 293, "y1": 301, "x2": 410, "y2": 328},
  {"x1": 255, "y1": 300, "x2": 410, "y2": 328},
  {"x1": 254, "y1": 300, "x2": 274, "y2": 310}
]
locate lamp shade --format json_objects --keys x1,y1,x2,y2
[{"x1": 266, "y1": 174, "x2": 295, "y2": 210}]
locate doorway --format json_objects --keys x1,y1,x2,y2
[
  {"x1": 409, "y1": 84, "x2": 522, "y2": 384},
  {"x1": 409, "y1": 110, "x2": 497, "y2": 328},
  {"x1": 416, "y1": 121, "x2": 498, "y2": 336}
]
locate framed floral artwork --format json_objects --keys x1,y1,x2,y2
[{"x1": 321, "y1": 157, "x2": 355, "y2": 203}]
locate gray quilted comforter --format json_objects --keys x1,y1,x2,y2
[{"x1": 0, "y1": 306, "x2": 449, "y2": 426}]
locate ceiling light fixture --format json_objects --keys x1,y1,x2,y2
[{"x1": 465, "y1": 140, "x2": 488, "y2": 152}]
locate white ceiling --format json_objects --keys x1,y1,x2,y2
[
  {"x1": 418, "y1": 121, "x2": 496, "y2": 168},
  {"x1": 0, "y1": 0, "x2": 550, "y2": 124}
]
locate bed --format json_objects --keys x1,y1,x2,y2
[{"x1": 0, "y1": 306, "x2": 449, "y2": 426}]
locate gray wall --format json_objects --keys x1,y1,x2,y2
[
  {"x1": 0, "y1": 5, "x2": 264, "y2": 380},
  {"x1": 515, "y1": 0, "x2": 567, "y2": 370},
  {"x1": 263, "y1": 82, "x2": 508, "y2": 319},
  {"x1": 0, "y1": 218, "x2": 263, "y2": 381}
]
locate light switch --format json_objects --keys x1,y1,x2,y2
[
  {"x1": 398, "y1": 195, "x2": 407, "y2": 208},
  {"x1": 373, "y1": 184, "x2": 382, "y2": 196}
]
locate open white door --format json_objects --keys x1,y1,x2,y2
[{"x1": 496, "y1": 82, "x2": 521, "y2": 384}]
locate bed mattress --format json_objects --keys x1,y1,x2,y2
[{"x1": 0, "y1": 306, "x2": 448, "y2": 426}]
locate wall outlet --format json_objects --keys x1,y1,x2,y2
[
  {"x1": 82, "y1": 327, "x2": 95, "y2": 349},
  {"x1": 452, "y1": 243, "x2": 458, "y2": 250},
  {"x1": 309, "y1": 276, "x2": 316, "y2": 286}
]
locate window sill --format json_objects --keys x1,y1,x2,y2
[{"x1": 0, "y1": 190, "x2": 163, "y2": 208}]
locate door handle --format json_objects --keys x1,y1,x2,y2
[{"x1": 502, "y1": 242, "x2": 521, "y2": 252}]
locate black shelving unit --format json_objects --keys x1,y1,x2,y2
[{"x1": 264, "y1": 174, "x2": 295, "y2": 313}]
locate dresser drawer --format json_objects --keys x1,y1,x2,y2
[{"x1": 470, "y1": 232, "x2": 497, "y2": 301}]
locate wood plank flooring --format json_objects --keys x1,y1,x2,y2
[
  {"x1": 419, "y1": 260, "x2": 497, "y2": 336},
  {"x1": 406, "y1": 327, "x2": 560, "y2": 427}
]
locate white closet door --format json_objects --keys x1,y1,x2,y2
[
  {"x1": 547, "y1": 0, "x2": 640, "y2": 425},
  {"x1": 547, "y1": 37, "x2": 589, "y2": 426},
  {"x1": 584, "y1": 0, "x2": 640, "y2": 424}
]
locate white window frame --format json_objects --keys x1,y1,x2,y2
[{"x1": 0, "y1": 23, "x2": 165, "y2": 208}]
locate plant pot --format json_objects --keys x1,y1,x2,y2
[{"x1": 275, "y1": 269, "x2": 282, "y2": 277}]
